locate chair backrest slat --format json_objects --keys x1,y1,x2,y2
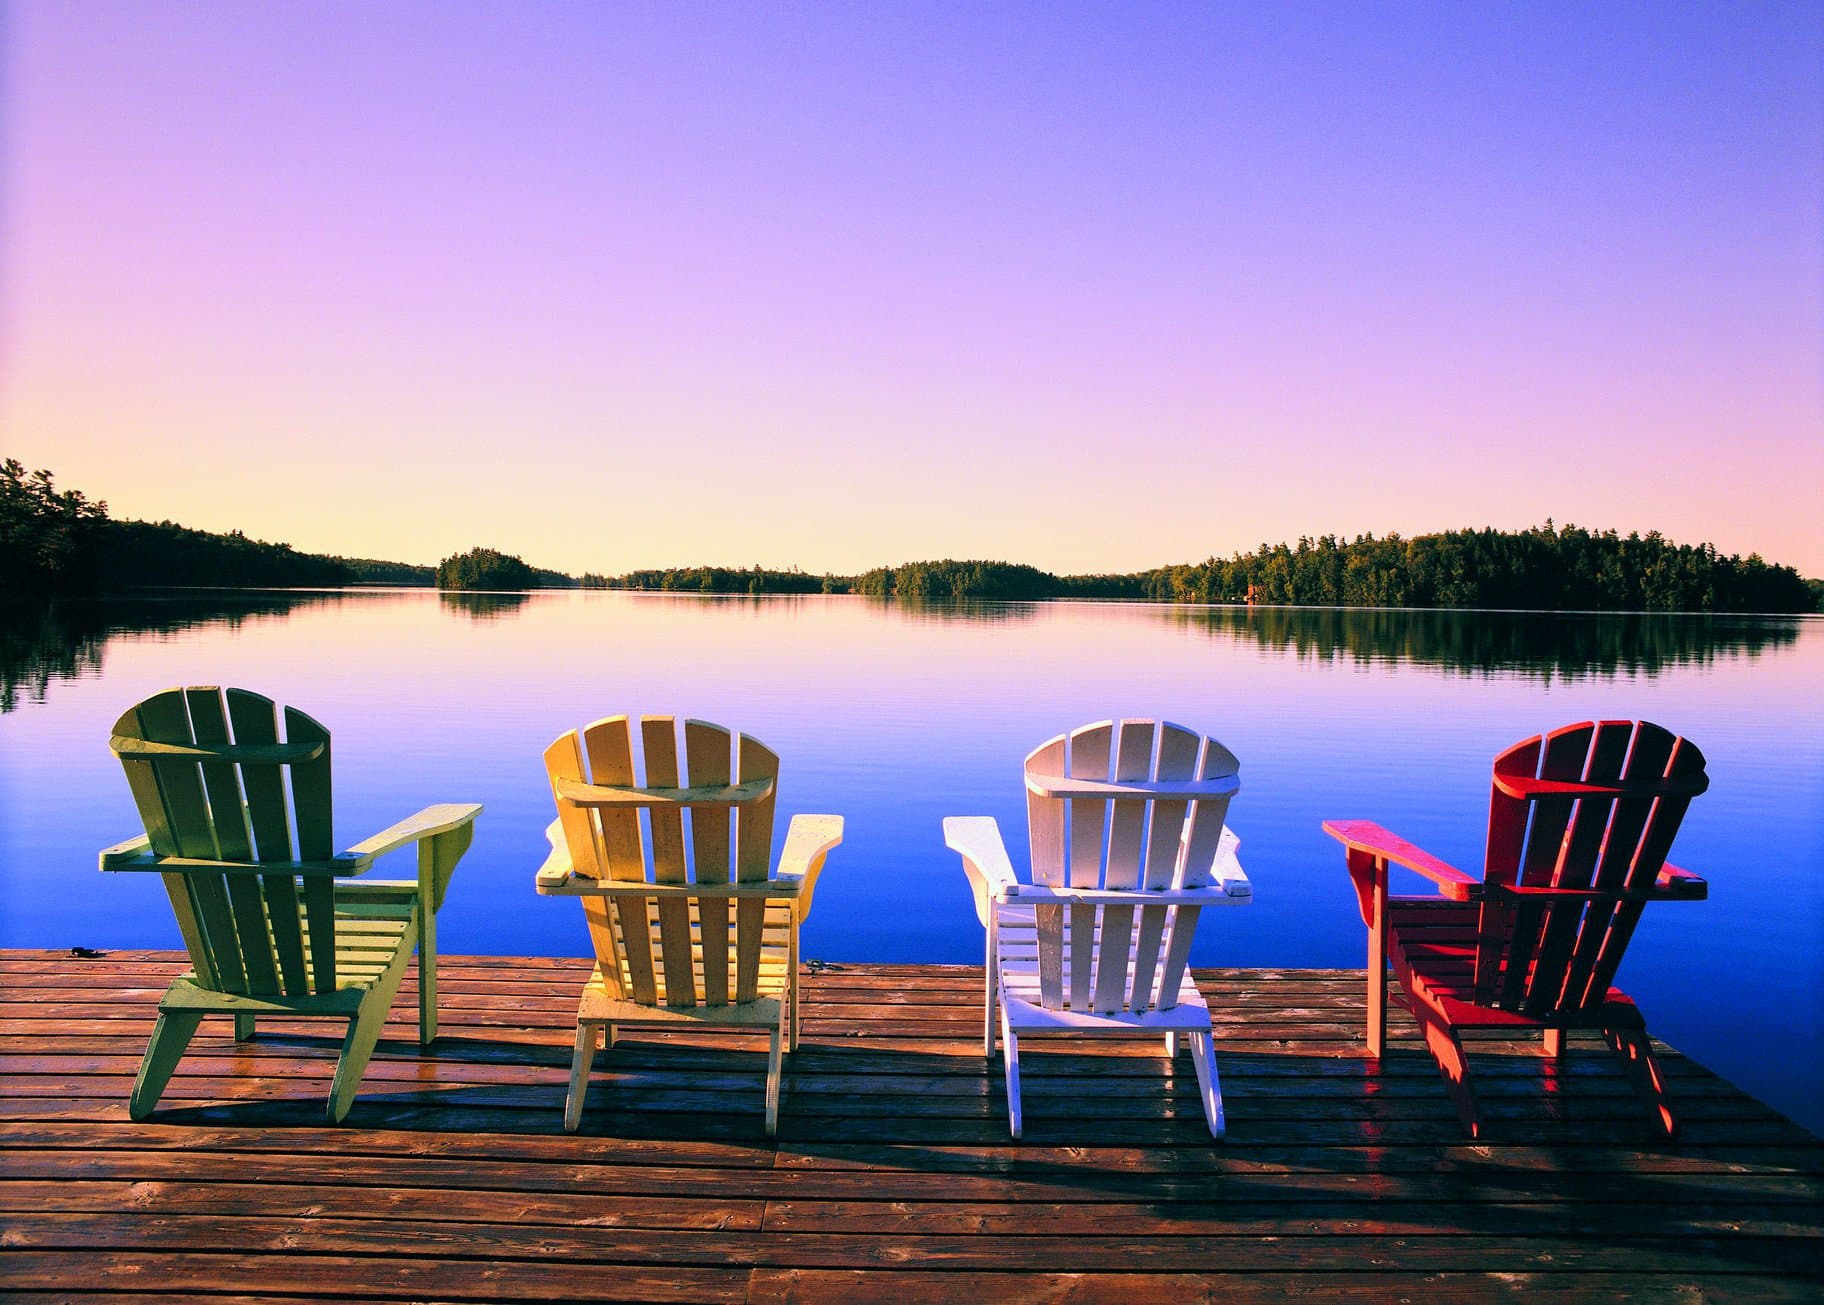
[
  {"x1": 1065, "y1": 723, "x2": 1113, "y2": 1008},
  {"x1": 186, "y1": 689, "x2": 283, "y2": 993},
  {"x1": 286, "y1": 707, "x2": 334, "y2": 862},
  {"x1": 302, "y1": 875, "x2": 338, "y2": 994},
  {"x1": 1129, "y1": 725, "x2": 1201, "y2": 1011},
  {"x1": 733, "y1": 733, "x2": 780, "y2": 1004},
  {"x1": 185, "y1": 689, "x2": 254, "y2": 861},
  {"x1": 1473, "y1": 735, "x2": 1539, "y2": 1004},
  {"x1": 1574, "y1": 726, "x2": 1701, "y2": 1008},
  {"x1": 1497, "y1": 724, "x2": 1592, "y2": 1009},
  {"x1": 1091, "y1": 722, "x2": 1155, "y2": 1012},
  {"x1": 1025, "y1": 733, "x2": 1069, "y2": 1009},
  {"x1": 138, "y1": 690, "x2": 219, "y2": 859},
  {"x1": 188, "y1": 872, "x2": 247, "y2": 993},
  {"x1": 226, "y1": 691, "x2": 295, "y2": 863},
  {"x1": 1024, "y1": 720, "x2": 1240, "y2": 1015},
  {"x1": 111, "y1": 688, "x2": 336, "y2": 999},
  {"x1": 262, "y1": 872, "x2": 311, "y2": 996},
  {"x1": 640, "y1": 718, "x2": 697, "y2": 1007},
  {"x1": 577, "y1": 718, "x2": 652, "y2": 1003},
  {"x1": 1155, "y1": 734, "x2": 1240, "y2": 1005},
  {"x1": 1472, "y1": 720, "x2": 1705, "y2": 1019},
  {"x1": 1522, "y1": 721, "x2": 1631, "y2": 1013},
  {"x1": 688, "y1": 722, "x2": 735, "y2": 1005}
]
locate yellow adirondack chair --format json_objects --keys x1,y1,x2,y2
[
  {"x1": 100, "y1": 687, "x2": 481, "y2": 1122},
  {"x1": 535, "y1": 716, "x2": 842, "y2": 1136},
  {"x1": 945, "y1": 719, "x2": 1251, "y2": 1138}
]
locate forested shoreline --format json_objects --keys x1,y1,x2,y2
[
  {"x1": 606, "y1": 529, "x2": 1820, "y2": 613},
  {"x1": 4, "y1": 461, "x2": 1817, "y2": 612},
  {"x1": 1, "y1": 461, "x2": 436, "y2": 595}
]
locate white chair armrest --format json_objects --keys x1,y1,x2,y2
[
  {"x1": 1183, "y1": 825, "x2": 1250, "y2": 899},
  {"x1": 1011, "y1": 883, "x2": 1244, "y2": 907},
  {"x1": 535, "y1": 819, "x2": 575, "y2": 893},
  {"x1": 774, "y1": 814, "x2": 844, "y2": 920},
  {"x1": 943, "y1": 816, "x2": 1021, "y2": 927}
]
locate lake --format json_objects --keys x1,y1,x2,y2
[{"x1": 3, "y1": 589, "x2": 1819, "y2": 1133}]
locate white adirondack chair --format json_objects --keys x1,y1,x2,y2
[
  {"x1": 534, "y1": 716, "x2": 842, "y2": 1136},
  {"x1": 944, "y1": 720, "x2": 1250, "y2": 1138}
]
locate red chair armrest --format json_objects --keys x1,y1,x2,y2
[
  {"x1": 1653, "y1": 862, "x2": 1708, "y2": 900},
  {"x1": 1322, "y1": 819, "x2": 1481, "y2": 902}
]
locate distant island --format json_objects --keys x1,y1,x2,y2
[{"x1": 4, "y1": 459, "x2": 1818, "y2": 613}]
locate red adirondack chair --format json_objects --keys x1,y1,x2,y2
[{"x1": 1323, "y1": 720, "x2": 1708, "y2": 1138}]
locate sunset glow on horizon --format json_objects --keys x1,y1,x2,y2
[{"x1": 4, "y1": 2, "x2": 1820, "y2": 576}]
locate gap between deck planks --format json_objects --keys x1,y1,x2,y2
[{"x1": 1, "y1": 951, "x2": 1820, "y2": 1303}]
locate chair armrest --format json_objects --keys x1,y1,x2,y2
[
  {"x1": 1025, "y1": 774, "x2": 1240, "y2": 800},
  {"x1": 1653, "y1": 862, "x2": 1707, "y2": 900},
  {"x1": 774, "y1": 814, "x2": 843, "y2": 920},
  {"x1": 334, "y1": 803, "x2": 483, "y2": 872},
  {"x1": 1011, "y1": 884, "x2": 1246, "y2": 907},
  {"x1": 534, "y1": 819, "x2": 573, "y2": 893},
  {"x1": 944, "y1": 816, "x2": 1021, "y2": 927},
  {"x1": 1184, "y1": 825, "x2": 1250, "y2": 898},
  {"x1": 539, "y1": 878, "x2": 808, "y2": 900},
  {"x1": 99, "y1": 835, "x2": 154, "y2": 869},
  {"x1": 1322, "y1": 819, "x2": 1481, "y2": 901}
]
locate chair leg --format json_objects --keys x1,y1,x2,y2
[
  {"x1": 130, "y1": 1011, "x2": 204, "y2": 1120},
  {"x1": 983, "y1": 928, "x2": 998, "y2": 1059},
  {"x1": 1605, "y1": 1025, "x2": 1678, "y2": 1140},
  {"x1": 417, "y1": 907, "x2": 438, "y2": 1046},
  {"x1": 328, "y1": 992, "x2": 393, "y2": 1124},
  {"x1": 1000, "y1": 1004, "x2": 1022, "y2": 1140},
  {"x1": 565, "y1": 1022, "x2": 601, "y2": 1133},
  {"x1": 1414, "y1": 1005, "x2": 1484, "y2": 1138},
  {"x1": 1543, "y1": 1028, "x2": 1566, "y2": 1063},
  {"x1": 764, "y1": 1024, "x2": 783, "y2": 1138},
  {"x1": 1164, "y1": 1032, "x2": 1180, "y2": 1058},
  {"x1": 1190, "y1": 1029, "x2": 1225, "y2": 1139},
  {"x1": 234, "y1": 1014, "x2": 256, "y2": 1042}
]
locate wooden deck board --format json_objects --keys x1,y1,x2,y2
[{"x1": 0, "y1": 951, "x2": 1818, "y2": 1302}]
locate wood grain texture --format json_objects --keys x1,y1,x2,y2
[{"x1": 1, "y1": 950, "x2": 1817, "y2": 1301}]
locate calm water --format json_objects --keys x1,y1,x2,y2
[{"x1": 3, "y1": 590, "x2": 1820, "y2": 1132}]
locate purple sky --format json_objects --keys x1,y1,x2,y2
[{"x1": 4, "y1": 2, "x2": 1820, "y2": 575}]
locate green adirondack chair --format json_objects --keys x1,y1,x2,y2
[{"x1": 100, "y1": 687, "x2": 482, "y2": 1122}]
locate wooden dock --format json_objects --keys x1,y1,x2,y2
[{"x1": 2, "y1": 950, "x2": 1819, "y2": 1301}]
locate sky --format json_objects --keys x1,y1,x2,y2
[{"x1": 3, "y1": 1, "x2": 1820, "y2": 576}]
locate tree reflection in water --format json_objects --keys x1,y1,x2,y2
[
  {"x1": 1159, "y1": 604, "x2": 1802, "y2": 682},
  {"x1": 1, "y1": 591, "x2": 341, "y2": 712},
  {"x1": 1, "y1": 592, "x2": 1805, "y2": 713}
]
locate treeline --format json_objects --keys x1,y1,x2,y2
[
  {"x1": 603, "y1": 527, "x2": 1818, "y2": 613},
  {"x1": 9, "y1": 461, "x2": 1817, "y2": 611},
  {"x1": 1136, "y1": 525, "x2": 1816, "y2": 612},
  {"x1": 2, "y1": 460, "x2": 442, "y2": 596}
]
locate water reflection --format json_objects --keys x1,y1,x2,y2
[
  {"x1": 1161, "y1": 604, "x2": 1802, "y2": 682},
  {"x1": 1, "y1": 592, "x2": 1809, "y2": 714},
  {"x1": 1, "y1": 591, "x2": 339, "y2": 712},
  {"x1": 439, "y1": 591, "x2": 530, "y2": 622}
]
